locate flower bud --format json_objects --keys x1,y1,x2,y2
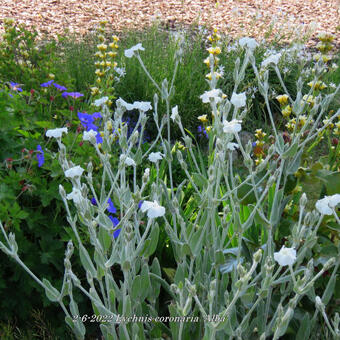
[
  {"x1": 253, "y1": 249, "x2": 263, "y2": 263},
  {"x1": 300, "y1": 193, "x2": 307, "y2": 207}
]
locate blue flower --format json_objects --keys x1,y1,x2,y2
[
  {"x1": 109, "y1": 215, "x2": 121, "y2": 238},
  {"x1": 62, "y1": 91, "x2": 69, "y2": 98},
  {"x1": 78, "y1": 112, "x2": 94, "y2": 129},
  {"x1": 66, "y1": 92, "x2": 84, "y2": 99},
  {"x1": 9, "y1": 82, "x2": 23, "y2": 92},
  {"x1": 90, "y1": 197, "x2": 97, "y2": 205},
  {"x1": 107, "y1": 198, "x2": 117, "y2": 214},
  {"x1": 53, "y1": 83, "x2": 67, "y2": 91},
  {"x1": 92, "y1": 112, "x2": 102, "y2": 119},
  {"x1": 95, "y1": 133, "x2": 103, "y2": 144},
  {"x1": 36, "y1": 145, "x2": 45, "y2": 167},
  {"x1": 138, "y1": 200, "x2": 144, "y2": 209},
  {"x1": 40, "y1": 80, "x2": 54, "y2": 88},
  {"x1": 252, "y1": 142, "x2": 257, "y2": 147}
]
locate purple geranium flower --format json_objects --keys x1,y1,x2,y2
[
  {"x1": 252, "y1": 141, "x2": 257, "y2": 147},
  {"x1": 90, "y1": 197, "x2": 97, "y2": 205},
  {"x1": 9, "y1": 82, "x2": 23, "y2": 92},
  {"x1": 53, "y1": 83, "x2": 67, "y2": 91},
  {"x1": 40, "y1": 80, "x2": 54, "y2": 88},
  {"x1": 138, "y1": 200, "x2": 144, "y2": 209},
  {"x1": 66, "y1": 92, "x2": 84, "y2": 99},
  {"x1": 36, "y1": 145, "x2": 44, "y2": 167},
  {"x1": 107, "y1": 198, "x2": 117, "y2": 214}
]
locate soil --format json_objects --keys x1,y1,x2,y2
[{"x1": 0, "y1": 0, "x2": 339, "y2": 46}]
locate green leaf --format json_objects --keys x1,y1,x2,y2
[
  {"x1": 79, "y1": 245, "x2": 97, "y2": 278},
  {"x1": 42, "y1": 278, "x2": 60, "y2": 302},
  {"x1": 322, "y1": 273, "x2": 337, "y2": 305},
  {"x1": 35, "y1": 120, "x2": 55, "y2": 129},
  {"x1": 141, "y1": 223, "x2": 159, "y2": 257}
]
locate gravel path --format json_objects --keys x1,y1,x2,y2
[{"x1": 0, "y1": 0, "x2": 339, "y2": 46}]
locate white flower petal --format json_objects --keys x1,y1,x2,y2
[
  {"x1": 230, "y1": 92, "x2": 247, "y2": 108},
  {"x1": 171, "y1": 106, "x2": 179, "y2": 121},
  {"x1": 65, "y1": 165, "x2": 84, "y2": 178},
  {"x1": 200, "y1": 89, "x2": 222, "y2": 103},
  {"x1": 94, "y1": 96, "x2": 109, "y2": 107},
  {"x1": 124, "y1": 43, "x2": 145, "y2": 58},
  {"x1": 46, "y1": 127, "x2": 68, "y2": 138},
  {"x1": 223, "y1": 120, "x2": 242, "y2": 134},
  {"x1": 274, "y1": 246, "x2": 297, "y2": 266},
  {"x1": 148, "y1": 152, "x2": 164, "y2": 163}
]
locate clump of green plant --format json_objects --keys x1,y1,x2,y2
[{"x1": 1, "y1": 27, "x2": 339, "y2": 339}]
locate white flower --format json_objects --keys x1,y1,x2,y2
[
  {"x1": 223, "y1": 119, "x2": 242, "y2": 134},
  {"x1": 133, "y1": 101, "x2": 152, "y2": 112},
  {"x1": 83, "y1": 130, "x2": 98, "y2": 141},
  {"x1": 316, "y1": 194, "x2": 340, "y2": 215},
  {"x1": 116, "y1": 98, "x2": 151, "y2": 112},
  {"x1": 140, "y1": 200, "x2": 165, "y2": 218},
  {"x1": 171, "y1": 106, "x2": 179, "y2": 121},
  {"x1": 274, "y1": 246, "x2": 297, "y2": 266},
  {"x1": 66, "y1": 188, "x2": 83, "y2": 204},
  {"x1": 114, "y1": 66, "x2": 126, "y2": 77},
  {"x1": 120, "y1": 154, "x2": 136, "y2": 166},
  {"x1": 261, "y1": 53, "x2": 282, "y2": 68},
  {"x1": 238, "y1": 37, "x2": 258, "y2": 50},
  {"x1": 65, "y1": 165, "x2": 84, "y2": 178},
  {"x1": 116, "y1": 98, "x2": 135, "y2": 111},
  {"x1": 230, "y1": 92, "x2": 247, "y2": 108},
  {"x1": 148, "y1": 152, "x2": 164, "y2": 163},
  {"x1": 226, "y1": 142, "x2": 239, "y2": 151},
  {"x1": 46, "y1": 127, "x2": 68, "y2": 138},
  {"x1": 200, "y1": 89, "x2": 222, "y2": 103},
  {"x1": 124, "y1": 43, "x2": 145, "y2": 58},
  {"x1": 144, "y1": 168, "x2": 150, "y2": 177},
  {"x1": 93, "y1": 96, "x2": 108, "y2": 107}
]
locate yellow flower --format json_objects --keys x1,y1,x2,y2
[
  {"x1": 297, "y1": 115, "x2": 307, "y2": 128},
  {"x1": 206, "y1": 126, "x2": 212, "y2": 132},
  {"x1": 91, "y1": 87, "x2": 99, "y2": 95},
  {"x1": 302, "y1": 95, "x2": 315, "y2": 107},
  {"x1": 255, "y1": 158, "x2": 263, "y2": 166},
  {"x1": 255, "y1": 129, "x2": 266, "y2": 139},
  {"x1": 99, "y1": 20, "x2": 108, "y2": 26},
  {"x1": 207, "y1": 46, "x2": 221, "y2": 55},
  {"x1": 95, "y1": 61, "x2": 101, "y2": 67},
  {"x1": 198, "y1": 114, "x2": 208, "y2": 123},
  {"x1": 112, "y1": 35, "x2": 119, "y2": 42},
  {"x1": 203, "y1": 57, "x2": 210, "y2": 67},
  {"x1": 206, "y1": 72, "x2": 222, "y2": 80},
  {"x1": 108, "y1": 51, "x2": 117, "y2": 58},
  {"x1": 106, "y1": 61, "x2": 112, "y2": 67},
  {"x1": 307, "y1": 80, "x2": 327, "y2": 90},
  {"x1": 323, "y1": 119, "x2": 334, "y2": 129},
  {"x1": 109, "y1": 42, "x2": 119, "y2": 49},
  {"x1": 282, "y1": 105, "x2": 292, "y2": 118},
  {"x1": 98, "y1": 35, "x2": 105, "y2": 42},
  {"x1": 317, "y1": 32, "x2": 334, "y2": 43},
  {"x1": 97, "y1": 44, "x2": 108, "y2": 51},
  {"x1": 177, "y1": 142, "x2": 186, "y2": 150},
  {"x1": 286, "y1": 118, "x2": 296, "y2": 131},
  {"x1": 276, "y1": 94, "x2": 289, "y2": 105},
  {"x1": 48, "y1": 73, "x2": 55, "y2": 80}
]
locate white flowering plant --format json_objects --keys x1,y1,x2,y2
[{"x1": 1, "y1": 32, "x2": 340, "y2": 340}]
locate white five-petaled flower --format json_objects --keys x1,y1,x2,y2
[
  {"x1": 261, "y1": 53, "x2": 282, "y2": 68},
  {"x1": 274, "y1": 246, "x2": 297, "y2": 266},
  {"x1": 315, "y1": 194, "x2": 340, "y2": 215},
  {"x1": 171, "y1": 106, "x2": 179, "y2": 121},
  {"x1": 226, "y1": 142, "x2": 239, "y2": 151},
  {"x1": 93, "y1": 96, "x2": 108, "y2": 107},
  {"x1": 223, "y1": 119, "x2": 242, "y2": 134},
  {"x1": 120, "y1": 154, "x2": 136, "y2": 166},
  {"x1": 124, "y1": 43, "x2": 145, "y2": 58},
  {"x1": 46, "y1": 127, "x2": 68, "y2": 138},
  {"x1": 148, "y1": 152, "x2": 164, "y2": 163},
  {"x1": 83, "y1": 130, "x2": 98, "y2": 141},
  {"x1": 140, "y1": 200, "x2": 166, "y2": 218},
  {"x1": 65, "y1": 165, "x2": 84, "y2": 178},
  {"x1": 238, "y1": 37, "x2": 258, "y2": 50},
  {"x1": 200, "y1": 89, "x2": 223, "y2": 103},
  {"x1": 66, "y1": 188, "x2": 83, "y2": 204},
  {"x1": 230, "y1": 92, "x2": 247, "y2": 108}
]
